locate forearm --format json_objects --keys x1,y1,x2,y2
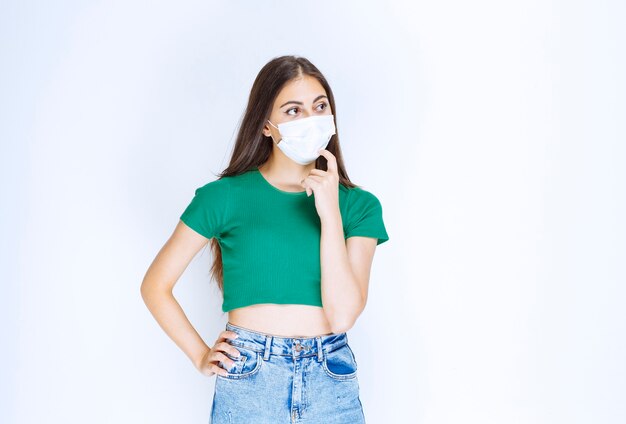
[
  {"x1": 319, "y1": 211, "x2": 363, "y2": 333},
  {"x1": 141, "y1": 285, "x2": 210, "y2": 368}
]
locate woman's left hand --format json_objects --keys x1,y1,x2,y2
[{"x1": 300, "y1": 149, "x2": 340, "y2": 222}]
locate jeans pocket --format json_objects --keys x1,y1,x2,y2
[
  {"x1": 217, "y1": 344, "x2": 263, "y2": 380},
  {"x1": 322, "y1": 343, "x2": 358, "y2": 381}
]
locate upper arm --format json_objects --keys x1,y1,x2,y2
[
  {"x1": 346, "y1": 235, "x2": 378, "y2": 306},
  {"x1": 179, "y1": 179, "x2": 230, "y2": 240},
  {"x1": 343, "y1": 187, "x2": 389, "y2": 306},
  {"x1": 142, "y1": 179, "x2": 229, "y2": 294},
  {"x1": 343, "y1": 188, "x2": 389, "y2": 246},
  {"x1": 140, "y1": 220, "x2": 211, "y2": 294}
]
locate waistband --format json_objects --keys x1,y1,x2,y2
[{"x1": 224, "y1": 322, "x2": 349, "y2": 362}]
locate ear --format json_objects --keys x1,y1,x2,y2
[{"x1": 262, "y1": 122, "x2": 272, "y2": 138}]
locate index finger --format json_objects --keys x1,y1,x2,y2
[
  {"x1": 318, "y1": 149, "x2": 337, "y2": 175},
  {"x1": 215, "y1": 330, "x2": 239, "y2": 344}
]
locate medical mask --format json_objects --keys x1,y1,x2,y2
[{"x1": 267, "y1": 114, "x2": 336, "y2": 165}]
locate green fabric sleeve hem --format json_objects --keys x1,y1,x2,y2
[
  {"x1": 179, "y1": 216, "x2": 213, "y2": 239},
  {"x1": 345, "y1": 233, "x2": 389, "y2": 245}
]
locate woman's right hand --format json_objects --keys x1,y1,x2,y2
[{"x1": 196, "y1": 330, "x2": 241, "y2": 377}]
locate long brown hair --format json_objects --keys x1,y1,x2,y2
[{"x1": 207, "y1": 55, "x2": 358, "y2": 293}]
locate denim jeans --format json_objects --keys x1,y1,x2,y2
[{"x1": 209, "y1": 322, "x2": 366, "y2": 423}]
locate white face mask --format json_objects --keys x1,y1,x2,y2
[{"x1": 267, "y1": 114, "x2": 336, "y2": 165}]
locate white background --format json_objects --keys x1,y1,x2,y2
[{"x1": 2, "y1": 1, "x2": 625, "y2": 423}]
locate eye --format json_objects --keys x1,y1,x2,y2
[
  {"x1": 286, "y1": 107, "x2": 299, "y2": 116},
  {"x1": 316, "y1": 102, "x2": 328, "y2": 111}
]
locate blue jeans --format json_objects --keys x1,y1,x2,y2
[{"x1": 209, "y1": 322, "x2": 366, "y2": 423}]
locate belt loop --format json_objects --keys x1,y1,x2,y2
[
  {"x1": 264, "y1": 335, "x2": 272, "y2": 360},
  {"x1": 316, "y1": 336, "x2": 323, "y2": 362}
]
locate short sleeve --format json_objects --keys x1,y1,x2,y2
[
  {"x1": 344, "y1": 187, "x2": 390, "y2": 245},
  {"x1": 179, "y1": 178, "x2": 230, "y2": 240}
]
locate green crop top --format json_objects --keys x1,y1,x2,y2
[{"x1": 179, "y1": 166, "x2": 389, "y2": 312}]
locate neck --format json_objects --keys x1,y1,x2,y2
[{"x1": 258, "y1": 156, "x2": 316, "y2": 187}]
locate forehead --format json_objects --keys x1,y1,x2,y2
[{"x1": 274, "y1": 75, "x2": 327, "y2": 105}]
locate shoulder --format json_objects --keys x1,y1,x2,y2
[
  {"x1": 191, "y1": 170, "x2": 259, "y2": 203},
  {"x1": 339, "y1": 184, "x2": 386, "y2": 223},
  {"x1": 198, "y1": 174, "x2": 233, "y2": 189},
  {"x1": 184, "y1": 177, "x2": 233, "y2": 212},
  {"x1": 345, "y1": 185, "x2": 383, "y2": 210},
  {"x1": 194, "y1": 174, "x2": 233, "y2": 195}
]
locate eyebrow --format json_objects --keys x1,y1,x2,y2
[{"x1": 279, "y1": 95, "x2": 328, "y2": 109}]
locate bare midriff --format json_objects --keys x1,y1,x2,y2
[{"x1": 228, "y1": 304, "x2": 335, "y2": 338}]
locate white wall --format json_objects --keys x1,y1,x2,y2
[{"x1": 2, "y1": 1, "x2": 625, "y2": 423}]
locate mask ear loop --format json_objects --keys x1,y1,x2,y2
[{"x1": 266, "y1": 120, "x2": 281, "y2": 143}]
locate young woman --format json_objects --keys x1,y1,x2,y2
[{"x1": 141, "y1": 55, "x2": 389, "y2": 423}]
